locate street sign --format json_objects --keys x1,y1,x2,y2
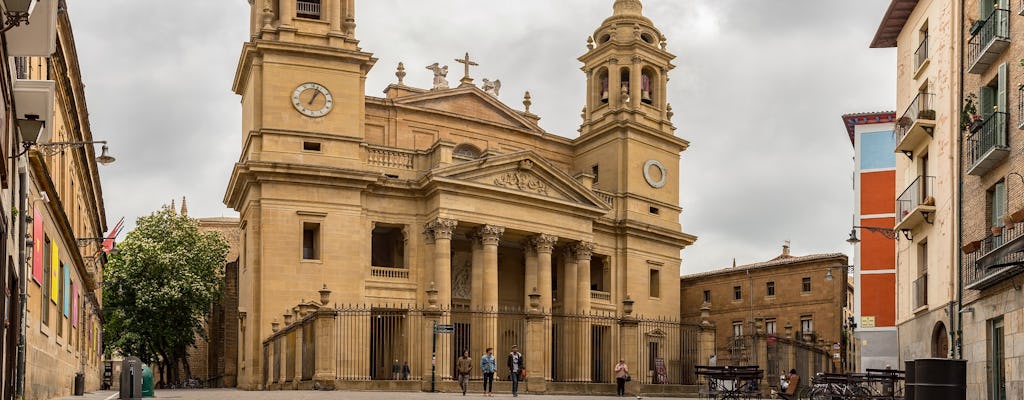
[{"x1": 434, "y1": 324, "x2": 455, "y2": 334}]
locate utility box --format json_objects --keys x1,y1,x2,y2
[
  {"x1": 141, "y1": 364, "x2": 154, "y2": 397},
  {"x1": 119, "y1": 357, "x2": 142, "y2": 400}
]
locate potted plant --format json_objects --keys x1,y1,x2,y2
[
  {"x1": 1005, "y1": 213, "x2": 1015, "y2": 229},
  {"x1": 918, "y1": 109, "x2": 936, "y2": 120},
  {"x1": 1009, "y1": 208, "x2": 1024, "y2": 224},
  {"x1": 962, "y1": 240, "x2": 982, "y2": 254},
  {"x1": 961, "y1": 93, "x2": 981, "y2": 132},
  {"x1": 993, "y1": 225, "x2": 1004, "y2": 236}
]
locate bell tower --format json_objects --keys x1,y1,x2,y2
[
  {"x1": 233, "y1": 0, "x2": 377, "y2": 166},
  {"x1": 574, "y1": 0, "x2": 688, "y2": 213}
]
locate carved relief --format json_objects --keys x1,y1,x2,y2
[
  {"x1": 452, "y1": 252, "x2": 472, "y2": 300},
  {"x1": 476, "y1": 225, "x2": 505, "y2": 246},
  {"x1": 572, "y1": 241, "x2": 595, "y2": 260},
  {"x1": 425, "y1": 218, "x2": 458, "y2": 240},
  {"x1": 494, "y1": 171, "x2": 548, "y2": 195},
  {"x1": 530, "y1": 234, "x2": 559, "y2": 254}
]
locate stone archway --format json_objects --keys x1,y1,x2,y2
[{"x1": 931, "y1": 321, "x2": 949, "y2": 358}]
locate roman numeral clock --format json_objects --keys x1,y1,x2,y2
[{"x1": 292, "y1": 82, "x2": 334, "y2": 118}]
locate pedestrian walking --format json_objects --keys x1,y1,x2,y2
[
  {"x1": 480, "y1": 347, "x2": 497, "y2": 397},
  {"x1": 614, "y1": 359, "x2": 630, "y2": 397},
  {"x1": 457, "y1": 350, "x2": 473, "y2": 396},
  {"x1": 401, "y1": 361, "x2": 411, "y2": 380},
  {"x1": 507, "y1": 344, "x2": 524, "y2": 397},
  {"x1": 779, "y1": 368, "x2": 800, "y2": 400},
  {"x1": 391, "y1": 360, "x2": 400, "y2": 380}
]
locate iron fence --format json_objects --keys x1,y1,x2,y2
[
  {"x1": 261, "y1": 304, "x2": 701, "y2": 388},
  {"x1": 967, "y1": 111, "x2": 1010, "y2": 169}
]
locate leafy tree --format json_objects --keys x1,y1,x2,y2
[{"x1": 103, "y1": 205, "x2": 229, "y2": 385}]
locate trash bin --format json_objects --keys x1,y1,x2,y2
[
  {"x1": 74, "y1": 373, "x2": 85, "y2": 395},
  {"x1": 904, "y1": 360, "x2": 915, "y2": 400},
  {"x1": 910, "y1": 358, "x2": 966, "y2": 400},
  {"x1": 141, "y1": 364, "x2": 154, "y2": 398}
]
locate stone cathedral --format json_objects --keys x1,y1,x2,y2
[{"x1": 225, "y1": 0, "x2": 696, "y2": 392}]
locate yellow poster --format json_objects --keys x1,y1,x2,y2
[{"x1": 50, "y1": 242, "x2": 59, "y2": 302}]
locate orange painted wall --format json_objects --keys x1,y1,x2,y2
[
  {"x1": 860, "y1": 217, "x2": 895, "y2": 271},
  {"x1": 860, "y1": 273, "x2": 895, "y2": 327},
  {"x1": 860, "y1": 171, "x2": 895, "y2": 215}
]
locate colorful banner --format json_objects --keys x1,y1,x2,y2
[
  {"x1": 63, "y1": 264, "x2": 70, "y2": 317},
  {"x1": 71, "y1": 282, "x2": 78, "y2": 327},
  {"x1": 49, "y1": 242, "x2": 58, "y2": 303},
  {"x1": 31, "y1": 206, "x2": 43, "y2": 284}
]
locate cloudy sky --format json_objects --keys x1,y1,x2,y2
[{"x1": 67, "y1": 0, "x2": 895, "y2": 274}]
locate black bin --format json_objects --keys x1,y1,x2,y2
[
  {"x1": 911, "y1": 358, "x2": 966, "y2": 400},
  {"x1": 74, "y1": 373, "x2": 84, "y2": 396},
  {"x1": 904, "y1": 360, "x2": 915, "y2": 400}
]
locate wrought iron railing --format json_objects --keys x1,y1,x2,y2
[
  {"x1": 14, "y1": 57, "x2": 27, "y2": 80},
  {"x1": 296, "y1": 0, "x2": 321, "y2": 19},
  {"x1": 914, "y1": 36, "x2": 929, "y2": 70},
  {"x1": 897, "y1": 175, "x2": 935, "y2": 223},
  {"x1": 967, "y1": 111, "x2": 1009, "y2": 168},
  {"x1": 894, "y1": 93, "x2": 935, "y2": 144},
  {"x1": 913, "y1": 273, "x2": 927, "y2": 309},
  {"x1": 968, "y1": 8, "x2": 1010, "y2": 68},
  {"x1": 962, "y1": 220, "x2": 1024, "y2": 289},
  {"x1": 1019, "y1": 85, "x2": 1024, "y2": 129}
]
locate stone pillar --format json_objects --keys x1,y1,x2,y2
[
  {"x1": 329, "y1": 0, "x2": 342, "y2": 32},
  {"x1": 575, "y1": 242, "x2": 594, "y2": 313},
  {"x1": 619, "y1": 309, "x2": 639, "y2": 395},
  {"x1": 471, "y1": 235, "x2": 484, "y2": 311},
  {"x1": 532, "y1": 235, "x2": 557, "y2": 313},
  {"x1": 279, "y1": 0, "x2": 294, "y2": 26},
  {"x1": 525, "y1": 291, "x2": 547, "y2": 393},
  {"x1": 523, "y1": 241, "x2": 538, "y2": 311},
  {"x1": 313, "y1": 309, "x2": 338, "y2": 389},
  {"x1": 426, "y1": 218, "x2": 458, "y2": 307},
  {"x1": 563, "y1": 247, "x2": 578, "y2": 314},
  {"x1": 630, "y1": 57, "x2": 642, "y2": 108},
  {"x1": 608, "y1": 59, "x2": 621, "y2": 109},
  {"x1": 479, "y1": 225, "x2": 504, "y2": 311}
]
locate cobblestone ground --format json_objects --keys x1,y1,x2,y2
[{"x1": 58, "y1": 388, "x2": 708, "y2": 400}]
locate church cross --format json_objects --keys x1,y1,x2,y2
[{"x1": 455, "y1": 52, "x2": 479, "y2": 85}]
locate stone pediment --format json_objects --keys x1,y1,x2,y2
[
  {"x1": 395, "y1": 86, "x2": 543, "y2": 133},
  {"x1": 428, "y1": 151, "x2": 609, "y2": 211}
]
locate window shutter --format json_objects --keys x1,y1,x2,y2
[
  {"x1": 980, "y1": 86, "x2": 995, "y2": 118},
  {"x1": 994, "y1": 182, "x2": 1007, "y2": 227}
]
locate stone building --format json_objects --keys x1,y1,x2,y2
[
  {"x1": 957, "y1": 0, "x2": 1024, "y2": 398},
  {"x1": 841, "y1": 111, "x2": 899, "y2": 372},
  {"x1": 224, "y1": 0, "x2": 695, "y2": 392},
  {"x1": 680, "y1": 245, "x2": 849, "y2": 375},
  {"x1": 870, "y1": 0, "x2": 960, "y2": 368},
  {"x1": 14, "y1": 1, "x2": 111, "y2": 399}
]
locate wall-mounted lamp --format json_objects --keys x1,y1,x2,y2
[
  {"x1": 12, "y1": 137, "x2": 116, "y2": 165},
  {"x1": 846, "y1": 226, "x2": 911, "y2": 244},
  {"x1": 824, "y1": 265, "x2": 853, "y2": 281},
  {"x1": 1, "y1": 0, "x2": 36, "y2": 33}
]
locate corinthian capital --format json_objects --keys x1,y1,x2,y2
[
  {"x1": 425, "y1": 218, "x2": 458, "y2": 241},
  {"x1": 530, "y1": 234, "x2": 559, "y2": 254},
  {"x1": 572, "y1": 241, "x2": 595, "y2": 260},
  {"x1": 476, "y1": 225, "x2": 505, "y2": 246}
]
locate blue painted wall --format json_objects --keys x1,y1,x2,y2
[{"x1": 860, "y1": 131, "x2": 896, "y2": 170}]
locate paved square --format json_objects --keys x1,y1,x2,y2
[{"x1": 60, "y1": 389, "x2": 703, "y2": 400}]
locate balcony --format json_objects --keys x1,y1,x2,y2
[
  {"x1": 894, "y1": 93, "x2": 936, "y2": 155},
  {"x1": 369, "y1": 266, "x2": 409, "y2": 281},
  {"x1": 963, "y1": 222, "x2": 1024, "y2": 291},
  {"x1": 913, "y1": 36, "x2": 930, "y2": 76},
  {"x1": 296, "y1": 0, "x2": 321, "y2": 19},
  {"x1": 895, "y1": 175, "x2": 935, "y2": 231},
  {"x1": 967, "y1": 112, "x2": 1010, "y2": 176},
  {"x1": 590, "y1": 290, "x2": 611, "y2": 302},
  {"x1": 913, "y1": 273, "x2": 927, "y2": 311},
  {"x1": 968, "y1": 9, "x2": 1010, "y2": 74}
]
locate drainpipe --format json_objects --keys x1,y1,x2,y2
[
  {"x1": 16, "y1": 167, "x2": 27, "y2": 397},
  {"x1": 955, "y1": 0, "x2": 965, "y2": 361}
]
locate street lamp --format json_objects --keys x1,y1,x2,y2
[
  {"x1": 846, "y1": 226, "x2": 911, "y2": 244},
  {"x1": 1, "y1": 0, "x2": 36, "y2": 33},
  {"x1": 825, "y1": 265, "x2": 854, "y2": 281}
]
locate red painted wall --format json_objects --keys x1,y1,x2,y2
[{"x1": 860, "y1": 273, "x2": 896, "y2": 327}]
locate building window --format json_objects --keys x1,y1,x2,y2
[
  {"x1": 302, "y1": 222, "x2": 320, "y2": 260},
  {"x1": 649, "y1": 269, "x2": 660, "y2": 298},
  {"x1": 41, "y1": 236, "x2": 50, "y2": 327},
  {"x1": 915, "y1": 22, "x2": 929, "y2": 70},
  {"x1": 765, "y1": 319, "x2": 777, "y2": 335},
  {"x1": 303, "y1": 141, "x2": 321, "y2": 152},
  {"x1": 702, "y1": 290, "x2": 711, "y2": 303},
  {"x1": 733, "y1": 286, "x2": 742, "y2": 301},
  {"x1": 989, "y1": 317, "x2": 1006, "y2": 400},
  {"x1": 732, "y1": 321, "x2": 743, "y2": 337},
  {"x1": 802, "y1": 277, "x2": 812, "y2": 292},
  {"x1": 453, "y1": 143, "x2": 482, "y2": 159},
  {"x1": 371, "y1": 225, "x2": 405, "y2": 268},
  {"x1": 296, "y1": 0, "x2": 321, "y2": 19},
  {"x1": 766, "y1": 281, "x2": 775, "y2": 297},
  {"x1": 801, "y1": 316, "x2": 814, "y2": 334},
  {"x1": 57, "y1": 263, "x2": 64, "y2": 338},
  {"x1": 590, "y1": 255, "x2": 608, "y2": 292},
  {"x1": 989, "y1": 181, "x2": 1007, "y2": 229},
  {"x1": 591, "y1": 165, "x2": 599, "y2": 183}
]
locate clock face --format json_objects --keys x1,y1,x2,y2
[
  {"x1": 643, "y1": 159, "x2": 667, "y2": 188},
  {"x1": 291, "y1": 83, "x2": 333, "y2": 117}
]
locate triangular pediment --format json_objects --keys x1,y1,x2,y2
[
  {"x1": 395, "y1": 86, "x2": 543, "y2": 133},
  {"x1": 427, "y1": 151, "x2": 609, "y2": 212}
]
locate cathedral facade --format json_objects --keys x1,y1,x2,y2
[{"x1": 225, "y1": 0, "x2": 696, "y2": 391}]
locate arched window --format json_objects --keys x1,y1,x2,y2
[
  {"x1": 641, "y1": 67, "x2": 658, "y2": 105},
  {"x1": 453, "y1": 143, "x2": 483, "y2": 159},
  {"x1": 597, "y1": 68, "x2": 610, "y2": 104},
  {"x1": 931, "y1": 322, "x2": 949, "y2": 358}
]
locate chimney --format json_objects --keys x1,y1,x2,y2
[{"x1": 782, "y1": 240, "x2": 791, "y2": 257}]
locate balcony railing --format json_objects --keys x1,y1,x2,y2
[
  {"x1": 894, "y1": 93, "x2": 936, "y2": 154},
  {"x1": 913, "y1": 273, "x2": 927, "y2": 310},
  {"x1": 896, "y1": 175, "x2": 935, "y2": 230},
  {"x1": 593, "y1": 189, "x2": 615, "y2": 208},
  {"x1": 296, "y1": 0, "x2": 321, "y2": 19},
  {"x1": 963, "y1": 220, "x2": 1024, "y2": 290},
  {"x1": 367, "y1": 146, "x2": 415, "y2": 170},
  {"x1": 590, "y1": 290, "x2": 611, "y2": 302},
  {"x1": 914, "y1": 36, "x2": 929, "y2": 71},
  {"x1": 369, "y1": 266, "x2": 410, "y2": 280},
  {"x1": 968, "y1": 8, "x2": 1011, "y2": 74},
  {"x1": 1019, "y1": 85, "x2": 1024, "y2": 129},
  {"x1": 966, "y1": 112, "x2": 1010, "y2": 176},
  {"x1": 14, "y1": 57, "x2": 27, "y2": 80}
]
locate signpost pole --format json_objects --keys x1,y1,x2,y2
[{"x1": 431, "y1": 321, "x2": 437, "y2": 393}]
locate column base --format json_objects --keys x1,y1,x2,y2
[{"x1": 526, "y1": 376, "x2": 546, "y2": 393}]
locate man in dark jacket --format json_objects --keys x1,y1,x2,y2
[{"x1": 507, "y1": 345, "x2": 524, "y2": 397}]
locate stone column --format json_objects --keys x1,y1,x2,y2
[
  {"x1": 532, "y1": 235, "x2": 557, "y2": 313},
  {"x1": 563, "y1": 247, "x2": 579, "y2": 314},
  {"x1": 279, "y1": 0, "x2": 294, "y2": 26},
  {"x1": 575, "y1": 242, "x2": 594, "y2": 313},
  {"x1": 329, "y1": 0, "x2": 342, "y2": 32},
  {"x1": 620, "y1": 316, "x2": 639, "y2": 394},
  {"x1": 608, "y1": 59, "x2": 621, "y2": 109},
  {"x1": 471, "y1": 235, "x2": 484, "y2": 311},
  {"x1": 426, "y1": 218, "x2": 457, "y2": 307},
  {"x1": 523, "y1": 241, "x2": 538, "y2": 311},
  {"x1": 525, "y1": 292, "x2": 546, "y2": 393},
  {"x1": 478, "y1": 225, "x2": 504, "y2": 311},
  {"x1": 313, "y1": 309, "x2": 338, "y2": 389},
  {"x1": 630, "y1": 57, "x2": 643, "y2": 108}
]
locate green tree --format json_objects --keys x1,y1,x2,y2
[{"x1": 103, "y1": 205, "x2": 229, "y2": 385}]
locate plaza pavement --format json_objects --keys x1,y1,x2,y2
[{"x1": 57, "y1": 388, "x2": 710, "y2": 399}]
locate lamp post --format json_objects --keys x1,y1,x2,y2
[{"x1": 1, "y1": 0, "x2": 36, "y2": 33}]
